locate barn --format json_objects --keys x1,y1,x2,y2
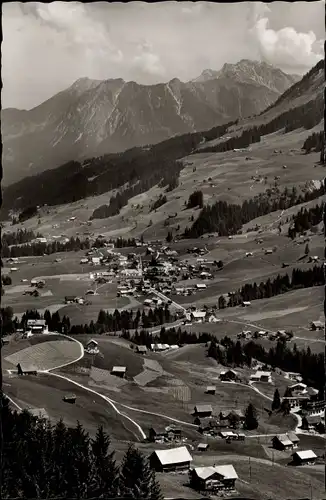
[
  {"x1": 272, "y1": 434, "x2": 294, "y2": 451},
  {"x1": 149, "y1": 446, "x2": 193, "y2": 472},
  {"x1": 194, "y1": 404, "x2": 213, "y2": 418},
  {"x1": 111, "y1": 366, "x2": 126, "y2": 378},
  {"x1": 190, "y1": 465, "x2": 238, "y2": 492},
  {"x1": 292, "y1": 450, "x2": 317, "y2": 466}
]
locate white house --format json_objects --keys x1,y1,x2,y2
[
  {"x1": 26, "y1": 319, "x2": 48, "y2": 334},
  {"x1": 191, "y1": 311, "x2": 206, "y2": 323},
  {"x1": 250, "y1": 370, "x2": 272, "y2": 383},
  {"x1": 196, "y1": 283, "x2": 207, "y2": 290}
]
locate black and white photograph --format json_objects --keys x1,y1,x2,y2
[{"x1": 1, "y1": 1, "x2": 325, "y2": 499}]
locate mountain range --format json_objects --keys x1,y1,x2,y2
[
  {"x1": 2, "y1": 59, "x2": 300, "y2": 186},
  {"x1": 2, "y1": 59, "x2": 323, "y2": 218}
]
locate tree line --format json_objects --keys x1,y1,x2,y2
[
  {"x1": 1, "y1": 236, "x2": 92, "y2": 258},
  {"x1": 288, "y1": 202, "x2": 324, "y2": 239},
  {"x1": 302, "y1": 131, "x2": 324, "y2": 153},
  {"x1": 185, "y1": 183, "x2": 325, "y2": 238},
  {"x1": 1, "y1": 306, "x2": 177, "y2": 337},
  {"x1": 1, "y1": 228, "x2": 43, "y2": 246},
  {"x1": 208, "y1": 337, "x2": 324, "y2": 395},
  {"x1": 123, "y1": 326, "x2": 216, "y2": 347},
  {"x1": 218, "y1": 265, "x2": 324, "y2": 308},
  {"x1": 1, "y1": 233, "x2": 140, "y2": 258},
  {"x1": 1, "y1": 397, "x2": 163, "y2": 499}
]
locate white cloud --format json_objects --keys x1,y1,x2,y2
[
  {"x1": 132, "y1": 41, "x2": 166, "y2": 78},
  {"x1": 250, "y1": 9, "x2": 323, "y2": 72},
  {"x1": 2, "y1": 2, "x2": 324, "y2": 109}
]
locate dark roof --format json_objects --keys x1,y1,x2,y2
[
  {"x1": 150, "y1": 427, "x2": 167, "y2": 435},
  {"x1": 287, "y1": 431, "x2": 300, "y2": 443},
  {"x1": 198, "y1": 418, "x2": 220, "y2": 428},
  {"x1": 228, "y1": 409, "x2": 244, "y2": 419}
]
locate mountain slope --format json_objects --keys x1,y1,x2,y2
[
  {"x1": 2, "y1": 60, "x2": 300, "y2": 186},
  {"x1": 1, "y1": 60, "x2": 323, "y2": 220}
]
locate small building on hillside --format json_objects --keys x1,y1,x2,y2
[
  {"x1": 287, "y1": 432, "x2": 300, "y2": 448},
  {"x1": 85, "y1": 339, "x2": 99, "y2": 352},
  {"x1": 65, "y1": 295, "x2": 77, "y2": 304},
  {"x1": 220, "y1": 369, "x2": 238, "y2": 382},
  {"x1": 26, "y1": 319, "x2": 48, "y2": 334},
  {"x1": 206, "y1": 385, "x2": 216, "y2": 395},
  {"x1": 166, "y1": 425, "x2": 182, "y2": 441},
  {"x1": 148, "y1": 427, "x2": 168, "y2": 443},
  {"x1": 197, "y1": 443, "x2": 209, "y2": 452},
  {"x1": 190, "y1": 465, "x2": 238, "y2": 492},
  {"x1": 288, "y1": 382, "x2": 307, "y2": 393},
  {"x1": 287, "y1": 372, "x2": 303, "y2": 382},
  {"x1": 242, "y1": 301, "x2": 251, "y2": 307},
  {"x1": 27, "y1": 407, "x2": 50, "y2": 420},
  {"x1": 272, "y1": 434, "x2": 295, "y2": 451},
  {"x1": 302, "y1": 415, "x2": 323, "y2": 431},
  {"x1": 250, "y1": 370, "x2": 272, "y2": 383},
  {"x1": 136, "y1": 345, "x2": 148, "y2": 355},
  {"x1": 282, "y1": 395, "x2": 309, "y2": 409},
  {"x1": 194, "y1": 404, "x2": 213, "y2": 418},
  {"x1": 149, "y1": 446, "x2": 193, "y2": 472},
  {"x1": 111, "y1": 366, "x2": 126, "y2": 378},
  {"x1": 196, "y1": 283, "x2": 207, "y2": 290},
  {"x1": 311, "y1": 321, "x2": 324, "y2": 331},
  {"x1": 302, "y1": 399, "x2": 326, "y2": 416},
  {"x1": 191, "y1": 311, "x2": 206, "y2": 323},
  {"x1": 196, "y1": 418, "x2": 221, "y2": 435},
  {"x1": 292, "y1": 450, "x2": 317, "y2": 466}
]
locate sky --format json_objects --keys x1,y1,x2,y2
[{"x1": 2, "y1": 1, "x2": 324, "y2": 110}]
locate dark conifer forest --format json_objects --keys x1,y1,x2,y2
[
  {"x1": 1, "y1": 400, "x2": 163, "y2": 499},
  {"x1": 2, "y1": 121, "x2": 234, "y2": 216},
  {"x1": 218, "y1": 265, "x2": 324, "y2": 308},
  {"x1": 185, "y1": 183, "x2": 325, "y2": 238}
]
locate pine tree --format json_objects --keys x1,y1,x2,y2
[
  {"x1": 244, "y1": 403, "x2": 258, "y2": 430},
  {"x1": 65, "y1": 421, "x2": 94, "y2": 498},
  {"x1": 119, "y1": 444, "x2": 162, "y2": 499},
  {"x1": 90, "y1": 425, "x2": 119, "y2": 499},
  {"x1": 166, "y1": 231, "x2": 173, "y2": 243},
  {"x1": 271, "y1": 389, "x2": 281, "y2": 411}
]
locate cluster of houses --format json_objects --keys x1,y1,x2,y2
[
  {"x1": 192, "y1": 403, "x2": 246, "y2": 438},
  {"x1": 183, "y1": 308, "x2": 220, "y2": 324},
  {"x1": 237, "y1": 329, "x2": 293, "y2": 341},
  {"x1": 271, "y1": 433, "x2": 319, "y2": 465},
  {"x1": 282, "y1": 382, "x2": 321, "y2": 410},
  {"x1": 20, "y1": 319, "x2": 49, "y2": 338},
  {"x1": 148, "y1": 446, "x2": 238, "y2": 492}
]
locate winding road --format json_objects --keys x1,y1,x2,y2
[{"x1": 4, "y1": 307, "x2": 323, "y2": 442}]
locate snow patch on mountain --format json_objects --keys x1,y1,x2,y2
[{"x1": 166, "y1": 83, "x2": 182, "y2": 116}]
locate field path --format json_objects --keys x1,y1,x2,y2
[{"x1": 45, "y1": 371, "x2": 147, "y2": 440}]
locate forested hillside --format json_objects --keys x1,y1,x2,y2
[{"x1": 1, "y1": 122, "x2": 233, "y2": 216}]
